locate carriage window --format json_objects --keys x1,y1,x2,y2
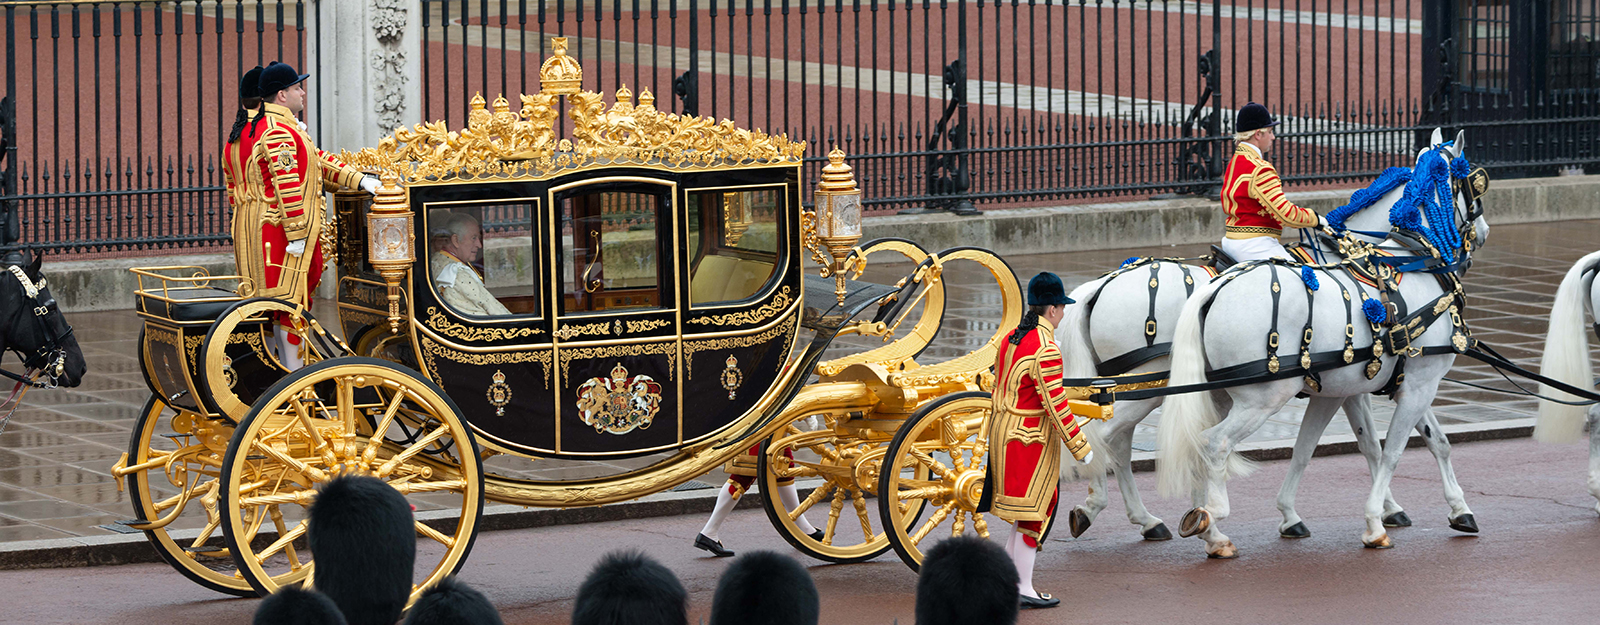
[
  {"x1": 560, "y1": 187, "x2": 667, "y2": 314},
  {"x1": 426, "y1": 201, "x2": 540, "y2": 318},
  {"x1": 688, "y1": 188, "x2": 780, "y2": 306}
]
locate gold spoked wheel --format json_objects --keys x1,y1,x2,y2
[
  {"x1": 758, "y1": 414, "x2": 927, "y2": 564},
  {"x1": 880, "y1": 391, "x2": 997, "y2": 571},
  {"x1": 218, "y1": 357, "x2": 484, "y2": 599},
  {"x1": 115, "y1": 395, "x2": 255, "y2": 596}
]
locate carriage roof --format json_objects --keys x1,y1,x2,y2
[{"x1": 337, "y1": 37, "x2": 805, "y2": 188}]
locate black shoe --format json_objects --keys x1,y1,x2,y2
[
  {"x1": 808, "y1": 529, "x2": 825, "y2": 542},
  {"x1": 694, "y1": 533, "x2": 734, "y2": 557},
  {"x1": 1019, "y1": 593, "x2": 1060, "y2": 610}
]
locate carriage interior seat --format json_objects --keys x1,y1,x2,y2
[
  {"x1": 136, "y1": 286, "x2": 246, "y2": 322},
  {"x1": 690, "y1": 255, "x2": 775, "y2": 304}
]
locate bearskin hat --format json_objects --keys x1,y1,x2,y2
[
  {"x1": 253, "y1": 586, "x2": 348, "y2": 625},
  {"x1": 915, "y1": 537, "x2": 1019, "y2": 625},
  {"x1": 707, "y1": 550, "x2": 820, "y2": 625},
  {"x1": 571, "y1": 550, "x2": 688, "y2": 625},
  {"x1": 403, "y1": 575, "x2": 502, "y2": 625},
  {"x1": 308, "y1": 475, "x2": 416, "y2": 625}
]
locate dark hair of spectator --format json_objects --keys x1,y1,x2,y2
[
  {"x1": 915, "y1": 537, "x2": 1020, "y2": 625},
  {"x1": 571, "y1": 550, "x2": 688, "y2": 625},
  {"x1": 707, "y1": 550, "x2": 820, "y2": 625}
]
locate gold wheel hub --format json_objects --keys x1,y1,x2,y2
[{"x1": 952, "y1": 469, "x2": 985, "y2": 511}]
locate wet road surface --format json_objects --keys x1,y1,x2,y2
[{"x1": 1, "y1": 435, "x2": 1595, "y2": 624}]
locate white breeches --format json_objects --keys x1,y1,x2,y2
[{"x1": 1219, "y1": 236, "x2": 1290, "y2": 262}]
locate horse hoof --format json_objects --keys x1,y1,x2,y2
[
  {"x1": 1142, "y1": 523, "x2": 1173, "y2": 541},
  {"x1": 1363, "y1": 534, "x2": 1394, "y2": 549},
  {"x1": 1383, "y1": 511, "x2": 1413, "y2": 528},
  {"x1": 1205, "y1": 542, "x2": 1238, "y2": 559},
  {"x1": 1179, "y1": 508, "x2": 1212, "y2": 538},
  {"x1": 1449, "y1": 513, "x2": 1479, "y2": 534},
  {"x1": 1279, "y1": 521, "x2": 1311, "y2": 539},
  {"x1": 1068, "y1": 507, "x2": 1092, "y2": 538}
]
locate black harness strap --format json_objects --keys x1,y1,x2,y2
[
  {"x1": 1266, "y1": 264, "x2": 1283, "y2": 375},
  {"x1": 1144, "y1": 263, "x2": 1161, "y2": 348},
  {"x1": 1300, "y1": 268, "x2": 1320, "y2": 391}
]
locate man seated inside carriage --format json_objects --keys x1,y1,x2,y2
[
  {"x1": 431, "y1": 211, "x2": 511, "y2": 317},
  {"x1": 1219, "y1": 102, "x2": 1330, "y2": 262}
]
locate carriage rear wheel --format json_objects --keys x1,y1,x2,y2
[
  {"x1": 218, "y1": 357, "x2": 484, "y2": 599},
  {"x1": 879, "y1": 391, "x2": 1000, "y2": 571},
  {"x1": 120, "y1": 395, "x2": 258, "y2": 596},
  {"x1": 758, "y1": 415, "x2": 927, "y2": 564}
]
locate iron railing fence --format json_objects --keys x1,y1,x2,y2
[
  {"x1": 1, "y1": 1, "x2": 1597, "y2": 255},
  {"x1": 0, "y1": 0, "x2": 314, "y2": 256}
]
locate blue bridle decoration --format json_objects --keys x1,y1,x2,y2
[
  {"x1": 1325, "y1": 143, "x2": 1473, "y2": 267},
  {"x1": 1300, "y1": 266, "x2": 1319, "y2": 291}
]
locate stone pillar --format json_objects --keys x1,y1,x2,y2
[
  {"x1": 305, "y1": 0, "x2": 423, "y2": 153},
  {"x1": 305, "y1": 0, "x2": 422, "y2": 299}
]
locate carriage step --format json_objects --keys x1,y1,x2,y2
[
  {"x1": 183, "y1": 545, "x2": 228, "y2": 554},
  {"x1": 100, "y1": 521, "x2": 146, "y2": 534}
]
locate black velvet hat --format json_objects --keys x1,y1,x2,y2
[
  {"x1": 1235, "y1": 102, "x2": 1279, "y2": 133},
  {"x1": 1026, "y1": 272, "x2": 1074, "y2": 307},
  {"x1": 259, "y1": 60, "x2": 310, "y2": 97},
  {"x1": 239, "y1": 65, "x2": 264, "y2": 100}
]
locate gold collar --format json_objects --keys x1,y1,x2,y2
[{"x1": 262, "y1": 102, "x2": 299, "y2": 125}]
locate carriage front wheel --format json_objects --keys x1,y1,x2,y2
[
  {"x1": 757, "y1": 415, "x2": 927, "y2": 564},
  {"x1": 879, "y1": 391, "x2": 1001, "y2": 571},
  {"x1": 217, "y1": 357, "x2": 484, "y2": 599}
]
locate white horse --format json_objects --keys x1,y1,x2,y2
[
  {"x1": 1154, "y1": 130, "x2": 1490, "y2": 558},
  {"x1": 1058, "y1": 225, "x2": 1446, "y2": 542},
  {"x1": 1534, "y1": 249, "x2": 1600, "y2": 515}
]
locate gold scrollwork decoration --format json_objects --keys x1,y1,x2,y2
[
  {"x1": 558, "y1": 342, "x2": 678, "y2": 382},
  {"x1": 419, "y1": 337, "x2": 553, "y2": 389},
  {"x1": 337, "y1": 37, "x2": 805, "y2": 185},
  {"x1": 426, "y1": 307, "x2": 545, "y2": 342},
  {"x1": 687, "y1": 286, "x2": 793, "y2": 327},
  {"x1": 682, "y1": 316, "x2": 797, "y2": 379},
  {"x1": 554, "y1": 321, "x2": 613, "y2": 340},
  {"x1": 625, "y1": 319, "x2": 671, "y2": 333}
]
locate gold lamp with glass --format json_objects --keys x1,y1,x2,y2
[{"x1": 808, "y1": 148, "x2": 864, "y2": 305}]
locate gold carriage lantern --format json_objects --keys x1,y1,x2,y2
[
  {"x1": 810, "y1": 148, "x2": 864, "y2": 304},
  {"x1": 366, "y1": 171, "x2": 413, "y2": 333}
]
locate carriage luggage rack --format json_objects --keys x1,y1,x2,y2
[{"x1": 130, "y1": 266, "x2": 251, "y2": 303}]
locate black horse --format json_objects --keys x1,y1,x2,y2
[{"x1": 0, "y1": 251, "x2": 86, "y2": 389}]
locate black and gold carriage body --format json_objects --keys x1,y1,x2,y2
[{"x1": 335, "y1": 163, "x2": 805, "y2": 460}]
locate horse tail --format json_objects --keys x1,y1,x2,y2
[
  {"x1": 1536, "y1": 250, "x2": 1600, "y2": 443},
  {"x1": 1155, "y1": 275, "x2": 1242, "y2": 498}
]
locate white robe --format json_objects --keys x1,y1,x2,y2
[{"x1": 431, "y1": 252, "x2": 511, "y2": 316}]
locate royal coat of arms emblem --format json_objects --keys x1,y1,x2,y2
[
  {"x1": 486, "y1": 370, "x2": 513, "y2": 416},
  {"x1": 575, "y1": 362, "x2": 663, "y2": 435}
]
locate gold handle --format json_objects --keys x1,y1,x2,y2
[{"x1": 581, "y1": 229, "x2": 603, "y2": 293}]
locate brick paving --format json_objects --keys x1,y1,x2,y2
[{"x1": 1, "y1": 218, "x2": 1596, "y2": 543}]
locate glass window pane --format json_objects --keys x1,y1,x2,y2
[
  {"x1": 426, "y1": 201, "x2": 537, "y2": 317},
  {"x1": 688, "y1": 188, "x2": 781, "y2": 306},
  {"x1": 561, "y1": 189, "x2": 664, "y2": 314}
]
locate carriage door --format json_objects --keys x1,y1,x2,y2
[{"x1": 551, "y1": 178, "x2": 682, "y2": 456}]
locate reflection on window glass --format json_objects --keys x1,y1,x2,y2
[
  {"x1": 426, "y1": 202, "x2": 539, "y2": 317},
  {"x1": 688, "y1": 188, "x2": 781, "y2": 306},
  {"x1": 561, "y1": 189, "x2": 665, "y2": 313}
]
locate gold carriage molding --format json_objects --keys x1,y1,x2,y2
[{"x1": 339, "y1": 37, "x2": 807, "y2": 183}]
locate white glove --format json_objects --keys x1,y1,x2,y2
[
  {"x1": 1081, "y1": 449, "x2": 1095, "y2": 466},
  {"x1": 359, "y1": 175, "x2": 381, "y2": 194},
  {"x1": 285, "y1": 238, "x2": 307, "y2": 257},
  {"x1": 1316, "y1": 214, "x2": 1330, "y2": 231}
]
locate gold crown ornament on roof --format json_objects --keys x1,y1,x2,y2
[{"x1": 339, "y1": 36, "x2": 806, "y2": 183}]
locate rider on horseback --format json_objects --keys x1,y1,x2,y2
[{"x1": 1219, "y1": 103, "x2": 1329, "y2": 262}]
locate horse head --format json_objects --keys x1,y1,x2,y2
[
  {"x1": 0, "y1": 251, "x2": 86, "y2": 387},
  {"x1": 1409, "y1": 129, "x2": 1487, "y2": 271}
]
